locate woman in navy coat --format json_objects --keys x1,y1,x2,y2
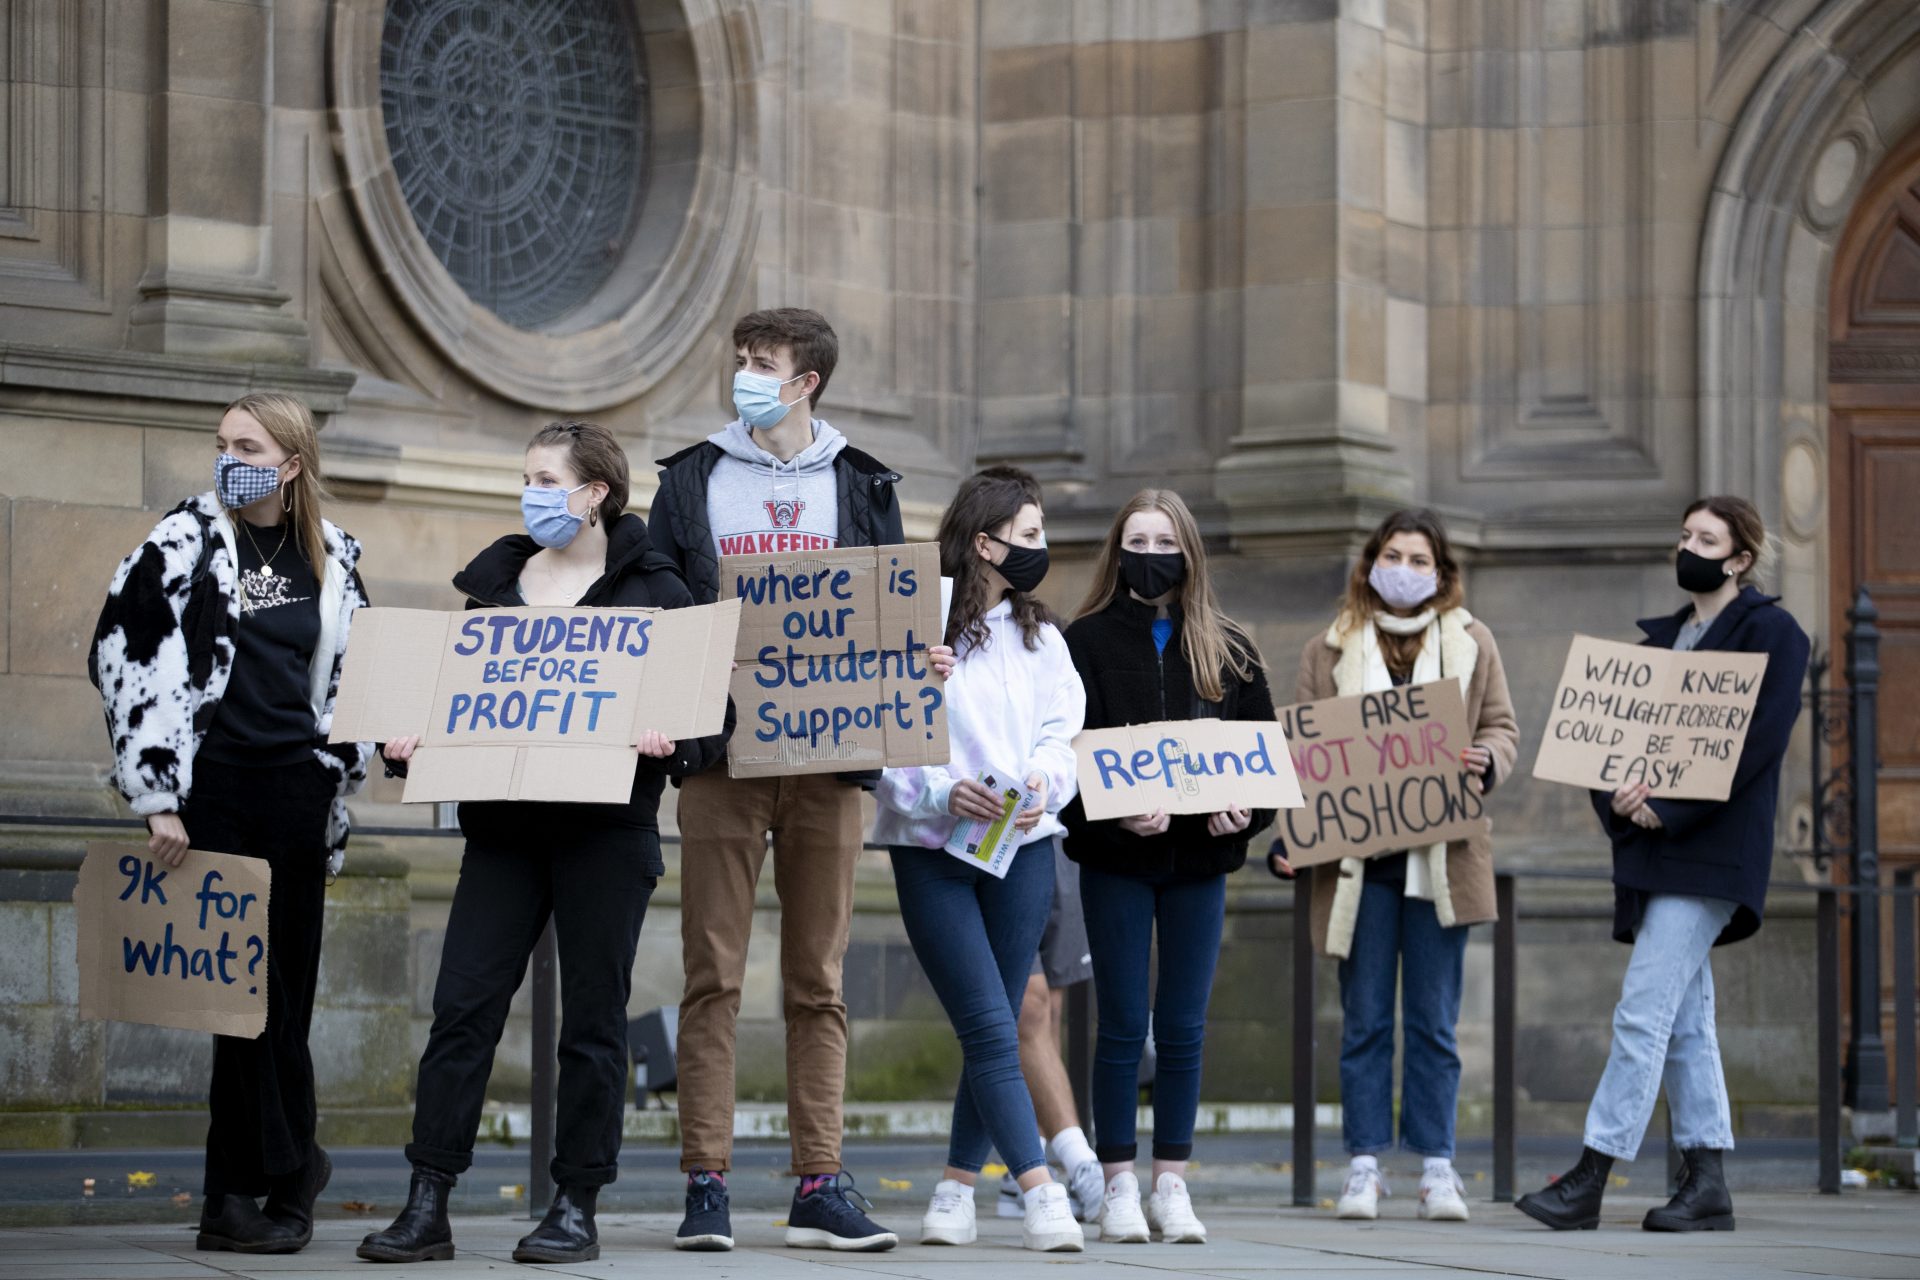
[{"x1": 1518, "y1": 496, "x2": 1809, "y2": 1235}]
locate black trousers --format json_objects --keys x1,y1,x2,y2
[
  {"x1": 406, "y1": 827, "x2": 657, "y2": 1187},
  {"x1": 178, "y1": 757, "x2": 334, "y2": 1199}
]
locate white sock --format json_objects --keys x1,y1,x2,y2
[
  {"x1": 1423, "y1": 1156, "x2": 1453, "y2": 1177},
  {"x1": 1350, "y1": 1154, "x2": 1379, "y2": 1174},
  {"x1": 1049, "y1": 1126, "x2": 1097, "y2": 1171}
]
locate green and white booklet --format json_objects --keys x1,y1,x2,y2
[{"x1": 944, "y1": 767, "x2": 1038, "y2": 879}]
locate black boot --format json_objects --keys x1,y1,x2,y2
[
  {"x1": 1515, "y1": 1147, "x2": 1614, "y2": 1231},
  {"x1": 1643, "y1": 1148, "x2": 1735, "y2": 1232},
  {"x1": 356, "y1": 1167, "x2": 457, "y2": 1263},
  {"x1": 196, "y1": 1194, "x2": 302, "y2": 1254},
  {"x1": 513, "y1": 1185, "x2": 600, "y2": 1264},
  {"x1": 263, "y1": 1145, "x2": 332, "y2": 1248}
]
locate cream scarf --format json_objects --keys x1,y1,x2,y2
[{"x1": 1323, "y1": 608, "x2": 1478, "y2": 959}]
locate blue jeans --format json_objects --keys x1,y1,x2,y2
[
  {"x1": 1584, "y1": 894, "x2": 1738, "y2": 1160},
  {"x1": 890, "y1": 839, "x2": 1055, "y2": 1176},
  {"x1": 1338, "y1": 880, "x2": 1469, "y2": 1158},
  {"x1": 1078, "y1": 867, "x2": 1226, "y2": 1164}
]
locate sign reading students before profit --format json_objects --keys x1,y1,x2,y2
[
  {"x1": 1072, "y1": 718, "x2": 1304, "y2": 821},
  {"x1": 75, "y1": 843, "x2": 271, "y2": 1038},
  {"x1": 1274, "y1": 679, "x2": 1489, "y2": 870},
  {"x1": 721, "y1": 543, "x2": 948, "y2": 777},
  {"x1": 1533, "y1": 635, "x2": 1769, "y2": 801},
  {"x1": 328, "y1": 602, "x2": 739, "y2": 803}
]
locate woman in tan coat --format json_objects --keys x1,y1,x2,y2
[{"x1": 1270, "y1": 509, "x2": 1517, "y2": 1223}]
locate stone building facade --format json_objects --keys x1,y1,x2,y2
[{"x1": 3, "y1": 1, "x2": 1917, "y2": 1142}]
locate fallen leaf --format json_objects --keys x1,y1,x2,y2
[
  {"x1": 981, "y1": 1163, "x2": 1008, "y2": 1177},
  {"x1": 171, "y1": 1192, "x2": 192, "y2": 1207},
  {"x1": 341, "y1": 1200, "x2": 377, "y2": 1213},
  {"x1": 1608, "y1": 1174, "x2": 1630, "y2": 1189},
  {"x1": 877, "y1": 1177, "x2": 911, "y2": 1191},
  {"x1": 1317, "y1": 1198, "x2": 1335, "y2": 1210},
  {"x1": 772, "y1": 1219, "x2": 788, "y2": 1227},
  {"x1": 127, "y1": 1171, "x2": 157, "y2": 1189},
  {"x1": 499, "y1": 1184, "x2": 525, "y2": 1199}
]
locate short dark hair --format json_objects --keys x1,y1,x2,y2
[
  {"x1": 732, "y1": 308, "x2": 838, "y2": 407},
  {"x1": 527, "y1": 419, "x2": 629, "y2": 525}
]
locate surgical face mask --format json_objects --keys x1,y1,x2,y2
[
  {"x1": 1676, "y1": 547, "x2": 1736, "y2": 594},
  {"x1": 215, "y1": 452, "x2": 284, "y2": 509},
  {"x1": 522, "y1": 482, "x2": 591, "y2": 549},
  {"x1": 1369, "y1": 560, "x2": 1439, "y2": 611},
  {"x1": 1118, "y1": 548, "x2": 1185, "y2": 601},
  {"x1": 732, "y1": 369, "x2": 812, "y2": 430},
  {"x1": 985, "y1": 534, "x2": 1049, "y2": 594}
]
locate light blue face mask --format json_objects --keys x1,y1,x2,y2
[
  {"x1": 732, "y1": 369, "x2": 811, "y2": 430},
  {"x1": 521, "y1": 482, "x2": 591, "y2": 549}
]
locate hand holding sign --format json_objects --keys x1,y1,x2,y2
[
  {"x1": 145, "y1": 812, "x2": 189, "y2": 866},
  {"x1": 1072, "y1": 719, "x2": 1303, "y2": 822}
]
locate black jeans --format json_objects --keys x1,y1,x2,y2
[
  {"x1": 178, "y1": 757, "x2": 335, "y2": 1199},
  {"x1": 406, "y1": 826, "x2": 658, "y2": 1187}
]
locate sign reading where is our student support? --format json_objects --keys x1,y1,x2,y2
[
  {"x1": 1275, "y1": 679, "x2": 1489, "y2": 869},
  {"x1": 1072, "y1": 719, "x2": 1305, "y2": 821},
  {"x1": 75, "y1": 843, "x2": 271, "y2": 1038},
  {"x1": 329, "y1": 602, "x2": 739, "y2": 803},
  {"x1": 1532, "y1": 635, "x2": 1769, "y2": 801},
  {"x1": 722, "y1": 543, "x2": 948, "y2": 777}
]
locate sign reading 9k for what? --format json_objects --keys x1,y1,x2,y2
[{"x1": 721, "y1": 543, "x2": 949, "y2": 778}]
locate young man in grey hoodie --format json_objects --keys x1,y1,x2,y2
[{"x1": 649, "y1": 308, "x2": 944, "y2": 1253}]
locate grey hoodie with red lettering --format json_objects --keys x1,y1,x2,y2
[{"x1": 705, "y1": 419, "x2": 846, "y2": 558}]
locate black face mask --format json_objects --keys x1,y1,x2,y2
[
  {"x1": 1676, "y1": 547, "x2": 1735, "y2": 594},
  {"x1": 1118, "y1": 548, "x2": 1186, "y2": 601},
  {"x1": 986, "y1": 535, "x2": 1050, "y2": 594}
]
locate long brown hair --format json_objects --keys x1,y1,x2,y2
[
  {"x1": 224, "y1": 393, "x2": 331, "y2": 571},
  {"x1": 528, "y1": 419, "x2": 629, "y2": 526},
  {"x1": 1075, "y1": 489, "x2": 1260, "y2": 703},
  {"x1": 1335, "y1": 508, "x2": 1466, "y2": 680},
  {"x1": 940, "y1": 466, "x2": 1055, "y2": 654},
  {"x1": 1683, "y1": 495, "x2": 1772, "y2": 588}
]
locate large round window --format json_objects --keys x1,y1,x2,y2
[{"x1": 377, "y1": 0, "x2": 647, "y2": 330}]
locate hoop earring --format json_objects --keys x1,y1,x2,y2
[
  {"x1": 283, "y1": 484, "x2": 292, "y2": 512},
  {"x1": 589, "y1": 506, "x2": 599, "y2": 528}
]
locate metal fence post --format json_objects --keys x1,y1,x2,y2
[
  {"x1": 1493, "y1": 873, "x2": 1516, "y2": 1203},
  {"x1": 1065, "y1": 979, "x2": 1094, "y2": 1147},
  {"x1": 1292, "y1": 879, "x2": 1316, "y2": 1207},
  {"x1": 1845, "y1": 589, "x2": 1890, "y2": 1112},
  {"x1": 1895, "y1": 869, "x2": 1916, "y2": 1149},
  {"x1": 529, "y1": 921, "x2": 558, "y2": 1218},
  {"x1": 1818, "y1": 888, "x2": 1842, "y2": 1194}
]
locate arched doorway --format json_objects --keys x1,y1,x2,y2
[{"x1": 1829, "y1": 127, "x2": 1920, "y2": 886}]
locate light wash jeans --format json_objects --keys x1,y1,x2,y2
[{"x1": 1584, "y1": 894, "x2": 1738, "y2": 1161}]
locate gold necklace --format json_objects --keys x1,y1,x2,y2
[{"x1": 242, "y1": 519, "x2": 290, "y2": 580}]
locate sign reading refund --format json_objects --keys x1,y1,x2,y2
[{"x1": 1071, "y1": 719, "x2": 1304, "y2": 821}]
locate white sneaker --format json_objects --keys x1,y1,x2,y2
[
  {"x1": 995, "y1": 1169, "x2": 1023, "y2": 1218},
  {"x1": 920, "y1": 1179, "x2": 977, "y2": 1246},
  {"x1": 1336, "y1": 1166, "x2": 1389, "y2": 1220},
  {"x1": 1146, "y1": 1171, "x2": 1207, "y2": 1243},
  {"x1": 1065, "y1": 1157, "x2": 1105, "y2": 1224},
  {"x1": 1418, "y1": 1165, "x2": 1470, "y2": 1221},
  {"x1": 1020, "y1": 1181, "x2": 1084, "y2": 1252},
  {"x1": 1096, "y1": 1171, "x2": 1149, "y2": 1243}
]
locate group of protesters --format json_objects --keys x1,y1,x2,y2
[{"x1": 88, "y1": 306, "x2": 1808, "y2": 1261}]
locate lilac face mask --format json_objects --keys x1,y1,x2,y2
[{"x1": 1368, "y1": 560, "x2": 1438, "y2": 610}]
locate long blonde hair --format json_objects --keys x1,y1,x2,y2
[
  {"x1": 1075, "y1": 489, "x2": 1261, "y2": 703},
  {"x1": 224, "y1": 393, "x2": 331, "y2": 572}
]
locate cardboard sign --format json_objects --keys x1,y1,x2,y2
[
  {"x1": 944, "y1": 768, "x2": 1038, "y2": 879},
  {"x1": 75, "y1": 842, "x2": 271, "y2": 1038},
  {"x1": 721, "y1": 544, "x2": 948, "y2": 777},
  {"x1": 1532, "y1": 635, "x2": 1769, "y2": 800},
  {"x1": 1274, "y1": 679, "x2": 1489, "y2": 869},
  {"x1": 329, "y1": 602, "x2": 739, "y2": 803},
  {"x1": 1072, "y1": 718, "x2": 1304, "y2": 821}
]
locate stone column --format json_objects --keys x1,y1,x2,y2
[{"x1": 126, "y1": 0, "x2": 308, "y2": 362}]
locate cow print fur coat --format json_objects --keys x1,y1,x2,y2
[{"x1": 89, "y1": 492, "x2": 374, "y2": 874}]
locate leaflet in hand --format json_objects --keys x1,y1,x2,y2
[{"x1": 944, "y1": 767, "x2": 1038, "y2": 879}]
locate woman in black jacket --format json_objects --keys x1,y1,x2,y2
[
  {"x1": 1518, "y1": 496, "x2": 1809, "y2": 1235},
  {"x1": 359, "y1": 421, "x2": 733, "y2": 1266},
  {"x1": 1059, "y1": 489, "x2": 1275, "y2": 1246}
]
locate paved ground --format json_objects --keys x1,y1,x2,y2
[{"x1": 3, "y1": 1194, "x2": 1917, "y2": 1279}]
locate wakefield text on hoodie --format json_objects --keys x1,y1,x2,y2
[{"x1": 706, "y1": 419, "x2": 845, "y2": 556}]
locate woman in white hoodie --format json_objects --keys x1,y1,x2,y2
[
  {"x1": 1273, "y1": 508, "x2": 1518, "y2": 1223},
  {"x1": 874, "y1": 466, "x2": 1087, "y2": 1253}
]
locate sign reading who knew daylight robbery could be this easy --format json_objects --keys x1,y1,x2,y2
[
  {"x1": 721, "y1": 543, "x2": 949, "y2": 778},
  {"x1": 75, "y1": 842, "x2": 272, "y2": 1038},
  {"x1": 1071, "y1": 719, "x2": 1305, "y2": 822},
  {"x1": 1532, "y1": 635, "x2": 1769, "y2": 801},
  {"x1": 327, "y1": 602, "x2": 739, "y2": 804},
  {"x1": 1274, "y1": 678, "x2": 1490, "y2": 870}
]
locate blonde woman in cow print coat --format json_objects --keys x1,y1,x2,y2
[{"x1": 88, "y1": 393, "x2": 373, "y2": 1257}]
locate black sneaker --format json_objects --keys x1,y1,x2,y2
[
  {"x1": 784, "y1": 1172, "x2": 898, "y2": 1251},
  {"x1": 675, "y1": 1170, "x2": 734, "y2": 1251}
]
